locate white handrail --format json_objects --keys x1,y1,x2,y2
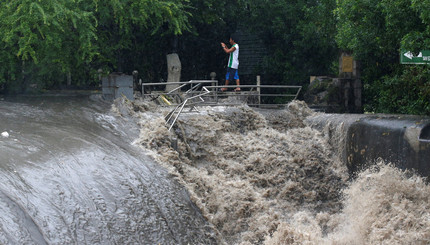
[{"x1": 165, "y1": 87, "x2": 211, "y2": 131}]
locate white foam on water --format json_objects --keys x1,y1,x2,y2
[{"x1": 119, "y1": 98, "x2": 430, "y2": 244}]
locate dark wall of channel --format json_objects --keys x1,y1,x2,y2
[{"x1": 307, "y1": 114, "x2": 430, "y2": 178}]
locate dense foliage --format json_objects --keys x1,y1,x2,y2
[
  {"x1": 336, "y1": 0, "x2": 430, "y2": 114},
  {"x1": 0, "y1": 0, "x2": 193, "y2": 92},
  {"x1": 246, "y1": 0, "x2": 338, "y2": 84},
  {"x1": 372, "y1": 66, "x2": 430, "y2": 114},
  {"x1": 0, "y1": 0, "x2": 429, "y2": 115}
]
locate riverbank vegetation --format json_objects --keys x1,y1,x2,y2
[{"x1": 0, "y1": 0, "x2": 429, "y2": 115}]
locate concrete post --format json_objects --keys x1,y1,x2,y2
[
  {"x1": 343, "y1": 80, "x2": 351, "y2": 111},
  {"x1": 166, "y1": 53, "x2": 181, "y2": 92},
  {"x1": 354, "y1": 79, "x2": 362, "y2": 113},
  {"x1": 210, "y1": 72, "x2": 217, "y2": 102},
  {"x1": 256, "y1": 75, "x2": 261, "y2": 106},
  {"x1": 210, "y1": 72, "x2": 217, "y2": 91},
  {"x1": 67, "y1": 71, "x2": 72, "y2": 86},
  {"x1": 339, "y1": 52, "x2": 362, "y2": 113},
  {"x1": 132, "y1": 70, "x2": 139, "y2": 92},
  {"x1": 98, "y1": 69, "x2": 103, "y2": 87}
]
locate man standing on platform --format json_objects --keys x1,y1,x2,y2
[{"x1": 220, "y1": 34, "x2": 240, "y2": 92}]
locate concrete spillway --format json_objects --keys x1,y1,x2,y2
[
  {"x1": 307, "y1": 113, "x2": 430, "y2": 178},
  {"x1": 0, "y1": 94, "x2": 217, "y2": 244},
  {"x1": 1, "y1": 94, "x2": 429, "y2": 244}
]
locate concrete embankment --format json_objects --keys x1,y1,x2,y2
[{"x1": 307, "y1": 113, "x2": 430, "y2": 178}]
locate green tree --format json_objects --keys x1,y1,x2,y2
[
  {"x1": 0, "y1": 0, "x2": 193, "y2": 92},
  {"x1": 402, "y1": 0, "x2": 430, "y2": 51},
  {"x1": 90, "y1": 0, "x2": 192, "y2": 73},
  {"x1": 0, "y1": 0, "x2": 96, "y2": 91},
  {"x1": 374, "y1": 66, "x2": 430, "y2": 115},
  {"x1": 336, "y1": 0, "x2": 430, "y2": 114}
]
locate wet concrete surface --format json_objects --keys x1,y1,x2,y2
[
  {"x1": 0, "y1": 94, "x2": 217, "y2": 244},
  {"x1": 306, "y1": 113, "x2": 430, "y2": 178}
]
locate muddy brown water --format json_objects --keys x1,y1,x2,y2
[
  {"x1": 1, "y1": 94, "x2": 429, "y2": 244},
  {"x1": 0, "y1": 94, "x2": 216, "y2": 244}
]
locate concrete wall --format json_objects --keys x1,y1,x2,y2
[
  {"x1": 304, "y1": 77, "x2": 362, "y2": 113},
  {"x1": 101, "y1": 73, "x2": 134, "y2": 101},
  {"x1": 307, "y1": 114, "x2": 430, "y2": 178}
]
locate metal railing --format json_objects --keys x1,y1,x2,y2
[
  {"x1": 205, "y1": 84, "x2": 302, "y2": 107},
  {"x1": 141, "y1": 80, "x2": 302, "y2": 130},
  {"x1": 142, "y1": 80, "x2": 218, "y2": 106},
  {"x1": 164, "y1": 86, "x2": 211, "y2": 131},
  {"x1": 142, "y1": 81, "x2": 301, "y2": 106}
]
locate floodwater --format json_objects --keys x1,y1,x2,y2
[
  {"x1": 1, "y1": 93, "x2": 429, "y2": 245},
  {"x1": 125, "y1": 97, "x2": 430, "y2": 244},
  {"x1": 0, "y1": 94, "x2": 216, "y2": 244}
]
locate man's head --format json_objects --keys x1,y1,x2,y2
[{"x1": 229, "y1": 34, "x2": 238, "y2": 44}]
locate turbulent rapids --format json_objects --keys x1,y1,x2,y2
[
  {"x1": 120, "y1": 97, "x2": 430, "y2": 244},
  {"x1": 1, "y1": 94, "x2": 429, "y2": 244}
]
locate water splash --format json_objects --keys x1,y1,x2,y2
[
  {"x1": 123, "y1": 97, "x2": 430, "y2": 244},
  {"x1": 326, "y1": 162, "x2": 430, "y2": 244}
]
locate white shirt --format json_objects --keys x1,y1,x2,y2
[{"x1": 228, "y1": 44, "x2": 239, "y2": 69}]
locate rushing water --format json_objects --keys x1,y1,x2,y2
[
  {"x1": 123, "y1": 97, "x2": 430, "y2": 244},
  {"x1": 1, "y1": 93, "x2": 429, "y2": 244},
  {"x1": 0, "y1": 94, "x2": 216, "y2": 244}
]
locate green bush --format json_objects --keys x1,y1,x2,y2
[{"x1": 372, "y1": 66, "x2": 430, "y2": 115}]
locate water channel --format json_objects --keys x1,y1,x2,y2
[
  {"x1": 0, "y1": 94, "x2": 216, "y2": 244},
  {"x1": 0, "y1": 93, "x2": 429, "y2": 244}
]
